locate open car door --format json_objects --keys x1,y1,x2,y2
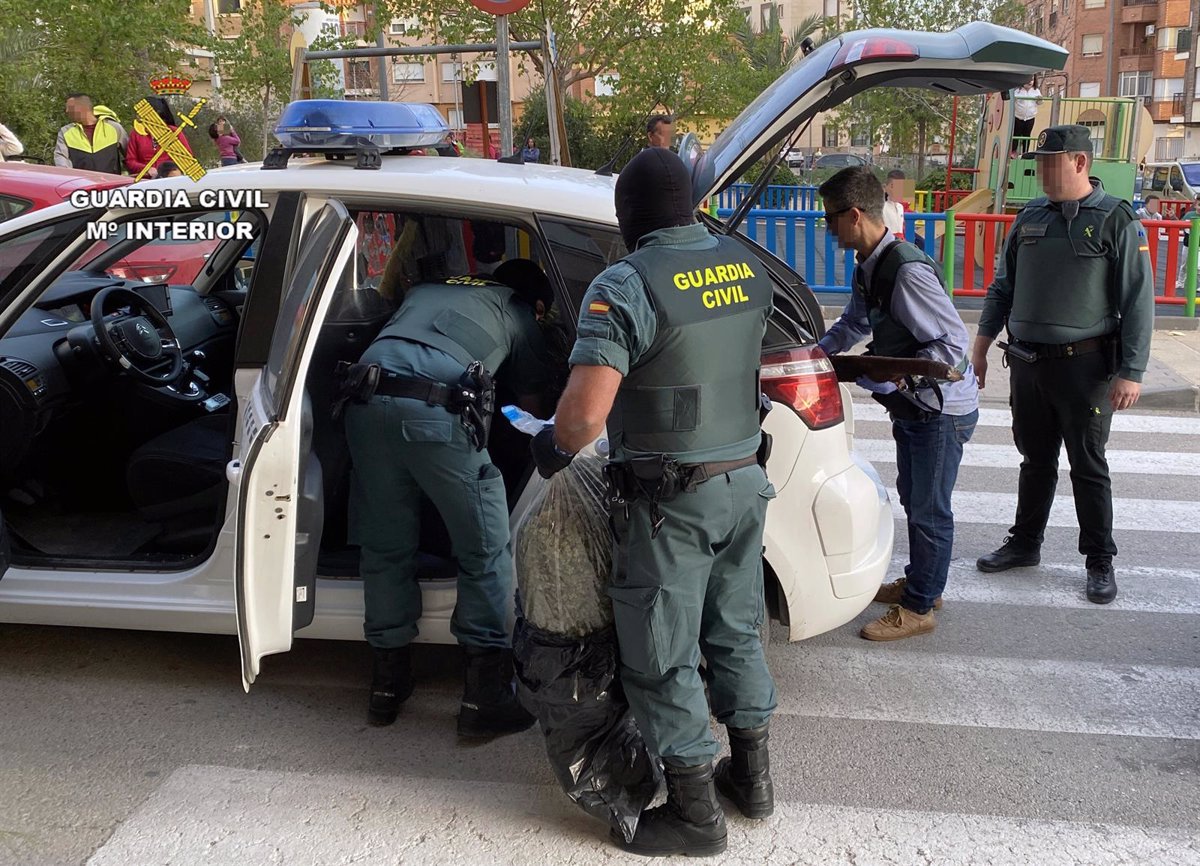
[
  {"x1": 231, "y1": 199, "x2": 358, "y2": 690},
  {"x1": 681, "y1": 21, "x2": 1069, "y2": 216}
]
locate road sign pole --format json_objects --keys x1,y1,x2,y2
[{"x1": 497, "y1": 15, "x2": 513, "y2": 158}]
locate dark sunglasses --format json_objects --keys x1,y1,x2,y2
[{"x1": 824, "y1": 206, "x2": 855, "y2": 221}]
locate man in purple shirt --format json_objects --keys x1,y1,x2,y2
[{"x1": 818, "y1": 166, "x2": 979, "y2": 641}]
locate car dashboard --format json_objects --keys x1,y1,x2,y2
[{"x1": 0, "y1": 271, "x2": 238, "y2": 473}]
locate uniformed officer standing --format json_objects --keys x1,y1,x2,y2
[
  {"x1": 972, "y1": 125, "x2": 1155, "y2": 604},
  {"x1": 531, "y1": 148, "x2": 777, "y2": 858},
  {"x1": 818, "y1": 166, "x2": 979, "y2": 640},
  {"x1": 343, "y1": 256, "x2": 553, "y2": 736}
]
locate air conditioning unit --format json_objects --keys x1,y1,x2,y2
[{"x1": 1146, "y1": 24, "x2": 1156, "y2": 37}]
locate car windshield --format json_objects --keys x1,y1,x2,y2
[{"x1": 1181, "y1": 163, "x2": 1200, "y2": 186}]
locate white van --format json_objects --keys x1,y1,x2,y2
[{"x1": 1142, "y1": 160, "x2": 1200, "y2": 203}]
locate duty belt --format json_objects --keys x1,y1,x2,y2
[
  {"x1": 1014, "y1": 335, "x2": 1110, "y2": 359},
  {"x1": 603, "y1": 453, "x2": 760, "y2": 539},
  {"x1": 332, "y1": 360, "x2": 495, "y2": 451}
]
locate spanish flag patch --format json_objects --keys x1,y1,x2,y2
[{"x1": 588, "y1": 301, "x2": 611, "y2": 314}]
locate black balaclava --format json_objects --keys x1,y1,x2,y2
[{"x1": 614, "y1": 147, "x2": 695, "y2": 250}]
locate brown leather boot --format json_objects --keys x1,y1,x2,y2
[
  {"x1": 874, "y1": 577, "x2": 942, "y2": 610},
  {"x1": 860, "y1": 604, "x2": 936, "y2": 641}
]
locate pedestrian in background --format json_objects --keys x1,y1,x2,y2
[
  {"x1": 158, "y1": 161, "x2": 182, "y2": 178},
  {"x1": 818, "y1": 166, "x2": 978, "y2": 640},
  {"x1": 1011, "y1": 77, "x2": 1041, "y2": 155},
  {"x1": 972, "y1": 125, "x2": 1155, "y2": 604},
  {"x1": 646, "y1": 114, "x2": 674, "y2": 149},
  {"x1": 533, "y1": 148, "x2": 777, "y2": 858},
  {"x1": 208, "y1": 116, "x2": 241, "y2": 167},
  {"x1": 520, "y1": 137, "x2": 540, "y2": 163},
  {"x1": 127, "y1": 97, "x2": 192, "y2": 178},
  {"x1": 54, "y1": 94, "x2": 127, "y2": 174},
  {"x1": 0, "y1": 121, "x2": 23, "y2": 161}
]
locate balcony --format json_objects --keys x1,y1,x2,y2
[
  {"x1": 1174, "y1": 93, "x2": 1186, "y2": 116},
  {"x1": 1120, "y1": 0, "x2": 1158, "y2": 24},
  {"x1": 1118, "y1": 48, "x2": 1155, "y2": 73}
]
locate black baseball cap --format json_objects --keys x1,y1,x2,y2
[{"x1": 1023, "y1": 124, "x2": 1093, "y2": 159}]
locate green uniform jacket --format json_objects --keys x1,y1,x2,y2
[{"x1": 978, "y1": 180, "x2": 1155, "y2": 382}]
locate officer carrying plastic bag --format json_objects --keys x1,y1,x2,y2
[{"x1": 505, "y1": 407, "x2": 663, "y2": 844}]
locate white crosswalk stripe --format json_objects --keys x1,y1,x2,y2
[
  {"x1": 851, "y1": 400, "x2": 1200, "y2": 435},
  {"x1": 856, "y1": 436, "x2": 1200, "y2": 475},
  {"x1": 88, "y1": 767, "x2": 1200, "y2": 866},
  {"x1": 886, "y1": 487, "x2": 1199, "y2": 533}
]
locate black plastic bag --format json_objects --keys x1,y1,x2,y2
[{"x1": 513, "y1": 620, "x2": 663, "y2": 843}]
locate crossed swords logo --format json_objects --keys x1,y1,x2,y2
[{"x1": 133, "y1": 97, "x2": 208, "y2": 182}]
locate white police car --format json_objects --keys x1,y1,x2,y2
[{"x1": 0, "y1": 24, "x2": 1065, "y2": 688}]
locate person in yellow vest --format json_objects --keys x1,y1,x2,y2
[{"x1": 54, "y1": 94, "x2": 128, "y2": 175}]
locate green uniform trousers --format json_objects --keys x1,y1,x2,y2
[
  {"x1": 608, "y1": 463, "x2": 778, "y2": 765},
  {"x1": 344, "y1": 394, "x2": 512, "y2": 650}
]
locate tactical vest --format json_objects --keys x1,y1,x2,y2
[
  {"x1": 860, "y1": 240, "x2": 946, "y2": 358},
  {"x1": 372, "y1": 275, "x2": 517, "y2": 372},
  {"x1": 1008, "y1": 194, "x2": 1128, "y2": 339},
  {"x1": 63, "y1": 121, "x2": 122, "y2": 174},
  {"x1": 613, "y1": 235, "x2": 773, "y2": 456}
]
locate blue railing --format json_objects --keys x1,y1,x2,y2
[
  {"x1": 716, "y1": 208, "x2": 948, "y2": 293},
  {"x1": 716, "y1": 184, "x2": 821, "y2": 212}
]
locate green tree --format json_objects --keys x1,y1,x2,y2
[
  {"x1": 0, "y1": 0, "x2": 201, "y2": 163},
  {"x1": 207, "y1": 0, "x2": 301, "y2": 154},
  {"x1": 824, "y1": 0, "x2": 1023, "y2": 179},
  {"x1": 377, "y1": 0, "x2": 751, "y2": 158}
]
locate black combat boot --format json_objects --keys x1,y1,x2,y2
[
  {"x1": 714, "y1": 724, "x2": 774, "y2": 818},
  {"x1": 611, "y1": 761, "x2": 727, "y2": 858},
  {"x1": 367, "y1": 646, "x2": 413, "y2": 727},
  {"x1": 456, "y1": 646, "x2": 536, "y2": 739},
  {"x1": 976, "y1": 535, "x2": 1041, "y2": 573}
]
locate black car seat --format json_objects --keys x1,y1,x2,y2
[{"x1": 125, "y1": 412, "x2": 232, "y2": 549}]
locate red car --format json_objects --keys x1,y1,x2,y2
[{"x1": 0, "y1": 162, "x2": 219, "y2": 284}]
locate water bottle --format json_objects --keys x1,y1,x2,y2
[{"x1": 501, "y1": 405, "x2": 551, "y2": 435}]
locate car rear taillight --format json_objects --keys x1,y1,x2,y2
[
  {"x1": 108, "y1": 264, "x2": 178, "y2": 283},
  {"x1": 761, "y1": 346, "x2": 844, "y2": 430},
  {"x1": 831, "y1": 37, "x2": 919, "y2": 71}
]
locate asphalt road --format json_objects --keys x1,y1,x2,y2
[{"x1": 1, "y1": 399, "x2": 1198, "y2": 865}]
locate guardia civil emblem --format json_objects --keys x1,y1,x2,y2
[{"x1": 1037, "y1": 130, "x2": 1049, "y2": 148}]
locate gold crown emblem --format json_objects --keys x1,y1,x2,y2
[{"x1": 149, "y1": 75, "x2": 192, "y2": 96}]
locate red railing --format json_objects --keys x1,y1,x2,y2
[
  {"x1": 957, "y1": 213, "x2": 1015, "y2": 297},
  {"x1": 1142, "y1": 218, "x2": 1191, "y2": 305},
  {"x1": 953, "y1": 212, "x2": 1194, "y2": 306}
]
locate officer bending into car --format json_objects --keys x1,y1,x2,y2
[
  {"x1": 818, "y1": 166, "x2": 979, "y2": 641},
  {"x1": 532, "y1": 147, "x2": 777, "y2": 858},
  {"x1": 339, "y1": 253, "x2": 553, "y2": 737},
  {"x1": 971, "y1": 125, "x2": 1154, "y2": 604}
]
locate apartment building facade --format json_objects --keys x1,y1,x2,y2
[{"x1": 1022, "y1": 0, "x2": 1193, "y2": 160}]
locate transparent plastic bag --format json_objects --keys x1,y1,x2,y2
[{"x1": 513, "y1": 449, "x2": 612, "y2": 637}]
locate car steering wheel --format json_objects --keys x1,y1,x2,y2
[{"x1": 90, "y1": 286, "x2": 184, "y2": 386}]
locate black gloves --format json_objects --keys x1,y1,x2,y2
[{"x1": 531, "y1": 425, "x2": 575, "y2": 479}]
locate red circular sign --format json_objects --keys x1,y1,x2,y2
[{"x1": 468, "y1": 0, "x2": 531, "y2": 13}]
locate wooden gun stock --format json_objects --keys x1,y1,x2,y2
[{"x1": 827, "y1": 354, "x2": 965, "y2": 384}]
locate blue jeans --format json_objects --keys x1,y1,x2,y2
[{"x1": 892, "y1": 409, "x2": 977, "y2": 613}]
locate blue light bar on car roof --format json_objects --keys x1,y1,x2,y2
[{"x1": 273, "y1": 100, "x2": 449, "y2": 150}]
